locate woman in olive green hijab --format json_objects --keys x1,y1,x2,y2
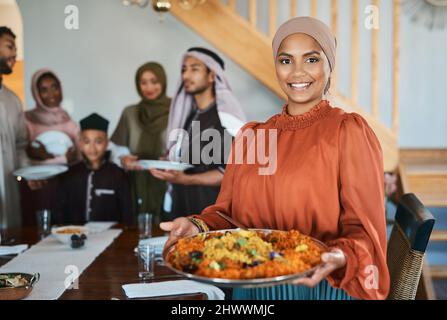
[{"x1": 111, "y1": 62, "x2": 170, "y2": 223}]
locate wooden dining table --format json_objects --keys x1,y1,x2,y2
[{"x1": 0, "y1": 226, "x2": 208, "y2": 300}]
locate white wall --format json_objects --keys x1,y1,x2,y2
[
  {"x1": 399, "y1": 9, "x2": 447, "y2": 147},
  {"x1": 14, "y1": 0, "x2": 447, "y2": 147}
]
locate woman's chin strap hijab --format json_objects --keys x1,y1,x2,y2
[{"x1": 272, "y1": 16, "x2": 337, "y2": 93}]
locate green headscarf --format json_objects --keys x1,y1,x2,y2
[
  {"x1": 133, "y1": 62, "x2": 171, "y2": 220},
  {"x1": 135, "y1": 62, "x2": 171, "y2": 157}
]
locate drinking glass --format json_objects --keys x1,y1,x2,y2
[
  {"x1": 36, "y1": 209, "x2": 51, "y2": 238},
  {"x1": 138, "y1": 244, "x2": 155, "y2": 280},
  {"x1": 138, "y1": 213, "x2": 153, "y2": 240}
]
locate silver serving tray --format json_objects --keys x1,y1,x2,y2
[{"x1": 162, "y1": 229, "x2": 328, "y2": 288}]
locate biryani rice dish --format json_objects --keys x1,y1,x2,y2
[{"x1": 166, "y1": 229, "x2": 324, "y2": 280}]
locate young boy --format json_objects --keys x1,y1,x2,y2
[{"x1": 54, "y1": 113, "x2": 133, "y2": 226}]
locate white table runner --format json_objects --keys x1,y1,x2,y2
[{"x1": 0, "y1": 229, "x2": 122, "y2": 300}]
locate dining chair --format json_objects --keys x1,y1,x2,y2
[{"x1": 387, "y1": 193, "x2": 435, "y2": 300}]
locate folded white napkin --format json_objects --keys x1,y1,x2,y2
[
  {"x1": 122, "y1": 280, "x2": 225, "y2": 300},
  {"x1": 0, "y1": 244, "x2": 29, "y2": 256},
  {"x1": 84, "y1": 221, "x2": 117, "y2": 233},
  {"x1": 136, "y1": 236, "x2": 168, "y2": 255}
]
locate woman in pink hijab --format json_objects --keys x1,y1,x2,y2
[
  {"x1": 20, "y1": 69, "x2": 80, "y2": 225},
  {"x1": 25, "y1": 69, "x2": 80, "y2": 164}
]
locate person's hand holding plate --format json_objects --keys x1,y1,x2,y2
[
  {"x1": 65, "y1": 146, "x2": 78, "y2": 164},
  {"x1": 120, "y1": 154, "x2": 143, "y2": 171},
  {"x1": 27, "y1": 141, "x2": 54, "y2": 161}
]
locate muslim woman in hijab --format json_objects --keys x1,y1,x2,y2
[
  {"x1": 160, "y1": 17, "x2": 390, "y2": 300},
  {"x1": 25, "y1": 69, "x2": 80, "y2": 164},
  {"x1": 111, "y1": 62, "x2": 170, "y2": 223},
  {"x1": 20, "y1": 69, "x2": 81, "y2": 226}
]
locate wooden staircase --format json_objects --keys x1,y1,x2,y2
[{"x1": 170, "y1": 0, "x2": 401, "y2": 171}]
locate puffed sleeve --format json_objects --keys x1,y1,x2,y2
[
  {"x1": 191, "y1": 122, "x2": 259, "y2": 230},
  {"x1": 326, "y1": 113, "x2": 390, "y2": 300}
]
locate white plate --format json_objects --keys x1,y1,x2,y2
[
  {"x1": 138, "y1": 160, "x2": 193, "y2": 171},
  {"x1": 34, "y1": 130, "x2": 73, "y2": 156},
  {"x1": 13, "y1": 165, "x2": 68, "y2": 180}
]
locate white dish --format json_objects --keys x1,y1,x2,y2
[
  {"x1": 34, "y1": 130, "x2": 73, "y2": 156},
  {"x1": 13, "y1": 165, "x2": 68, "y2": 181},
  {"x1": 51, "y1": 225, "x2": 89, "y2": 244},
  {"x1": 137, "y1": 160, "x2": 193, "y2": 171}
]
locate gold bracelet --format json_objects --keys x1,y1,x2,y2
[
  {"x1": 189, "y1": 217, "x2": 209, "y2": 233},
  {"x1": 189, "y1": 218, "x2": 203, "y2": 232}
]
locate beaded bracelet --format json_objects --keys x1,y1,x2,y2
[{"x1": 189, "y1": 217, "x2": 209, "y2": 233}]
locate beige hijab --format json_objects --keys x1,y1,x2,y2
[{"x1": 272, "y1": 16, "x2": 336, "y2": 93}]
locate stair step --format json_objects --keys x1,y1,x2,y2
[
  {"x1": 405, "y1": 164, "x2": 447, "y2": 176},
  {"x1": 404, "y1": 175, "x2": 447, "y2": 207},
  {"x1": 430, "y1": 266, "x2": 447, "y2": 279},
  {"x1": 399, "y1": 156, "x2": 447, "y2": 207},
  {"x1": 400, "y1": 149, "x2": 447, "y2": 163},
  {"x1": 431, "y1": 230, "x2": 447, "y2": 242}
]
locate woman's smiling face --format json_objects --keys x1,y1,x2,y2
[
  {"x1": 275, "y1": 33, "x2": 331, "y2": 110},
  {"x1": 139, "y1": 70, "x2": 163, "y2": 101},
  {"x1": 37, "y1": 74, "x2": 62, "y2": 108}
]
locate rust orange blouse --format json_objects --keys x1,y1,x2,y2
[{"x1": 193, "y1": 100, "x2": 390, "y2": 299}]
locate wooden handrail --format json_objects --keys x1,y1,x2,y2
[{"x1": 228, "y1": 0, "x2": 236, "y2": 12}]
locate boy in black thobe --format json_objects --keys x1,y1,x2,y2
[{"x1": 54, "y1": 113, "x2": 133, "y2": 226}]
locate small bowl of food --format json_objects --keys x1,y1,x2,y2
[
  {"x1": 51, "y1": 225, "x2": 89, "y2": 245},
  {"x1": 0, "y1": 273, "x2": 40, "y2": 300}
]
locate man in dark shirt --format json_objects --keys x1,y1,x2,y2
[
  {"x1": 54, "y1": 113, "x2": 133, "y2": 226},
  {"x1": 150, "y1": 47, "x2": 246, "y2": 219}
]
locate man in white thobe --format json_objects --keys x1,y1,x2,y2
[{"x1": 0, "y1": 26, "x2": 28, "y2": 230}]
